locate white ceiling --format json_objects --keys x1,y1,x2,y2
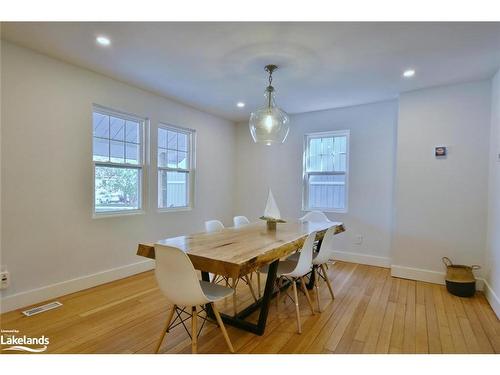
[{"x1": 2, "y1": 22, "x2": 500, "y2": 121}]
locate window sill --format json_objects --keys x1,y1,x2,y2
[
  {"x1": 157, "y1": 206, "x2": 193, "y2": 213},
  {"x1": 92, "y1": 209, "x2": 145, "y2": 219},
  {"x1": 302, "y1": 208, "x2": 348, "y2": 214}
]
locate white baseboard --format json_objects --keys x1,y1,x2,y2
[
  {"x1": 391, "y1": 264, "x2": 446, "y2": 285},
  {"x1": 483, "y1": 279, "x2": 500, "y2": 319},
  {"x1": 332, "y1": 250, "x2": 391, "y2": 268},
  {"x1": 390, "y1": 264, "x2": 485, "y2": 291},
  {"x1": 0, "y1": 260, "x2": 155, "y2": 314}
]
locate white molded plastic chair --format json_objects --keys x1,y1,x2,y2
[
  {"x1": 154, "y1": 244, "x2": 235, "y2": 354},
  {"x1": 233, "y1": 215, "x2": 250, "y2": 227},
  {"x1": 259, "y1": 231, "x2": 317, "y2": 334},
  {"x1": 289, "y1": 211, "x2": 331, "y2": 263},
  {"x1": 286, "y1": 226, "x2": 338, "y2": 311},
  {"x1": 299, "y1": 211, "x2": 331, "y2": 222},
  {"x1": 311, "y1": 226, "x2": 337, "y2": 311},
  {"x1": 205, "y1": 219, "x2": 225, "y2": 233}
]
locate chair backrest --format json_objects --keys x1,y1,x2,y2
[
  {"x1": 313, "y1": 226, "x2": 338, "y2": 265},
  {"x1": 233, "y1": 215, "x2": 250, "y2": 227},
  {"x1": 287, "y1": 231, "x2": 317, "y2": 278},
  {"x1": 154, "y1": 244, "x2": 208, "y2": 306},
  {"x1": 299, "y1": 211, "x2": 331, "y2": 223},
  {"x1": 205, "y1": 219, "x2": 224, "y2": 233}
]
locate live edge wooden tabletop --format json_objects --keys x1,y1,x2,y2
[{"x1": 137, "y1": 220, "x2": 345, "y2": 280}]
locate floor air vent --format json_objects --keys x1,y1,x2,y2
[{"x1": 22, "y1": 301, "x2": 62, "y2": 317}]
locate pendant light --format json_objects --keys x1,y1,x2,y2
[{"x1": 249, "y1": 64, "x2": 290, "y2": 145}]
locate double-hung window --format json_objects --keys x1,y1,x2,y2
[
  {"x1": 92, "y1": 106, "x2": 145, "y2": 215},
  {"x1": 157, "y1": 124, "x2": 195, "y2": 210},
  {"x1": 303, "y1": 130, "x2": 349, "y2": 213}
]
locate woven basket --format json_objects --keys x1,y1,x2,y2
[{"x1": 442, "y1": 257, "x2": 480, "y2": 297}]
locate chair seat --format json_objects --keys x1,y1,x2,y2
[
  {"x1": 259, "y1": 260, "x2": 303, "y2": 277},
  {"x1": 200, "y1": 280, "x2": 234, "y2": 302}
]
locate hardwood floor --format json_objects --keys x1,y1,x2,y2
[{"x1": 1, "y1": 262, "x2": 499, "y2": 354}]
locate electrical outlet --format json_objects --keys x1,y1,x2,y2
[
  {"x1": 354, "y1": 235, "x2": 363, "y2": 245},
  {"x1": 0, "y1": 270, "x2": 10, "y2": 290}
]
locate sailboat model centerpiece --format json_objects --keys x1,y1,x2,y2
[{"x1": 260, "y1": 189, "x2": 286, "y2": 231}]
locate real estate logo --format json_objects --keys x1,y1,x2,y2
[{"x1": 1, "y1": 329, "x2": 49, "y2": 353}]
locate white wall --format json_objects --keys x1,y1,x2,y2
[
  {"x1": 1, "y1": 40, "x2": 498, "y2": 317},
  {"x1": 485, "y1": 69, "x2": 500, "y2": 317},
  {"x1": 391, "y1": 81, "x2": 491, "y2": 285},
  {"x1": 235, "y1": 100, "x2": 398, "y2": 267},
  {"x1": 0, "y1": 42, "x2": 236, "y2": 312}
]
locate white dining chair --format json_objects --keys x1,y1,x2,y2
[
  {"x1": 233, "y1": 215, "x2": 250, "y2": 227},
  {"x1": 205, "y1": 219, "x2": 225, "y2": 232},
  {"x1": 204, "y1": 218, "x2": 258, "y2": 315},
  {"x1": 292, "y1": 211, "x2": 333, "y2": 266},
  {"x1": 299, "y1": 211, "x2": 331, "y2": 222},
  {"x1": 311, "y1": 226, "x2": 337, "y2": 312},
  {"x1": 259, "y1": 231, "x2": 317, "y2": 334},
  {"x1": 154, "y1": 244, "x2": 235, "y2": 354}
]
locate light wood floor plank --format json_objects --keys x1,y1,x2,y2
[
  {"x1": 1, "y1": 262, "x2": 498, "y2": 354},
  {"x1": 389, "y1": 278, "x2": 408, "y2": 353},
  {"x1": 424, "y1": 282, "x2": 442, "y2": 353}
]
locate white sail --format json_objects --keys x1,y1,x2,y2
[{"x1": 263, "y1": 189, "x2": 281, "y2": 220}]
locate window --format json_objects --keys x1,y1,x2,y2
[
  {"x1": 303, "y1": 130, "x2": 349, "y2": 212},
  {"x1": 157, "y1": 124, "x2": 195, "y2": 210},
  {"x1": 92, "y1": 106, "x2": 145, "y2": 215}
]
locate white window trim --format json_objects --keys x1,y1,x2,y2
[
  {"x1": 92, "y1": 104, "x2": 148, "y2": 218},
  {"x1": 157, "y1": 123, "x2": 196, "y2": 212},
  {"x1": 302, "y1": 129, "x2": 350, "y2": 214}
]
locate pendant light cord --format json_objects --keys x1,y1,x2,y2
[{"x1": 264, "y1": 64, "x2": 278, "y2": 109}]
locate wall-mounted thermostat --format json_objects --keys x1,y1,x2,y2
[{"x1": 435, "y1": 146, "x2": 447, "y2": 157}]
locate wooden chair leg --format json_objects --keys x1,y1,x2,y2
[
  {"x1": 155, "y1": 305, "x2": 176, "y2": 353},
  {"x1": 314, "y1": 267, "x2": 321, "y2": 312},
  {"x1": 292, "y1": 280, "x2": 302, "y2": 334},
  {"x1": 191, "y1": 306, "x2": 198, "y2": 354},
  {"x1": 257, "y1": 272, "x2": 261, "y2": 298},
  {"x1": 320, "y1": 264, "x2": 335, "y2": 300},
  {"x1": 300, "y1": 276, "x2": 315, "y2": 315},
  {"x1": 212, "y1": 303, "x2": 235, "y2": 353},
  {"x1": 243, "y1": 275, "x2": 258, "y2": 302}
]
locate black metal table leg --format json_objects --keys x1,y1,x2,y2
[
  {"x1": 306, "y1": 237, "x2": 323, "y2": 290},
  {"x1": 201, "y1": 259, "x2": 279, "y2": 336},
  {"x1": 307, "y1": 265, "x2": 317, "y2": 290}
]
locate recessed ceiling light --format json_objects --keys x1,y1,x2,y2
[
  {"x1": 403, "y1": 69, "x2": 416, "y2": 78},
  {"x1": 96, "y1": 36, "x2": 111, "y2": 46},
  {"x1": 236, "y1": 102, "x2": 245, "y2": 108}
]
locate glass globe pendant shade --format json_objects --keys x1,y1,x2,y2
[{"x1": 249, "y1": 87, "x2": 290, "y2": 146}]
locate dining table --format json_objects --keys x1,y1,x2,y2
[{"x1": 137, "y1": 219, "x2": 345, "y2": 335}]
